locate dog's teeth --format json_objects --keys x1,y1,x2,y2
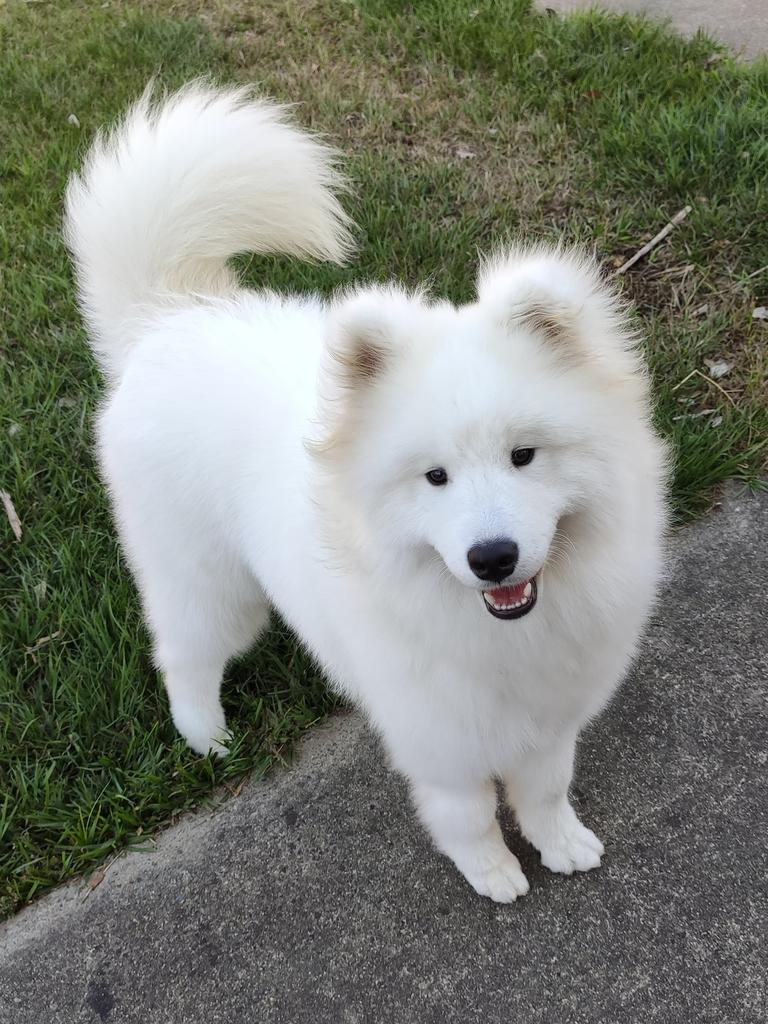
[{"x1": 485, "y1": 587, "x2": 537, "y2": 614}]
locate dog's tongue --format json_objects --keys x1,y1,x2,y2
[{"x1": 488, "y1": 581, "x2": 528, "y2": 603}]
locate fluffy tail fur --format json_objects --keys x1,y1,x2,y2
[{"x1": 64, "y1": 82, "x2": 354, "y2": 380}]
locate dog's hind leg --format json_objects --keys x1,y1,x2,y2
[{"x1": 139, "y1": 556, "x2": 270, "y2": 756}]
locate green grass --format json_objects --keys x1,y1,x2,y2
[{"x1": 1, "y1": 0, "x2": 766, "y2": 917}]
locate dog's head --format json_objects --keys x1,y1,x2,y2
[{"x1": 313, "y1": 247, "x2": 663, "y2": 620}]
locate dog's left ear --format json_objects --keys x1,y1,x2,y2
[{"x1": 477, "y1": 247, "x2": 638, "y2": 373}]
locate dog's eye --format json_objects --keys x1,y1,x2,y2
[
  {"x1": 425, "y1": 467, "x2": 448, "y2": 486},
  {"x1": 511, "y1": 448, "x2": 535, "y2": 468}
]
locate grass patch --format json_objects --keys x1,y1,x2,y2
[{"x1": 1, "y1": 0, "x2": 766, "y2": 916}]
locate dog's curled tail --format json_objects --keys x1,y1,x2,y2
[{"x1": 64, "y1": 81, "x2": 354, "y2": 380}]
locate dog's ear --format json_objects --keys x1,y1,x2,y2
[
  {"x1": 312, "y1": 287, "x2": 424, "y2": 458},
  {"x1": 477, "y1": 247, "x2": 639, "y2": 374},
  {"x1": 325, "y1": 286, "x2": 420, "y2": 389}
]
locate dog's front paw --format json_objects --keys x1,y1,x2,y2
[
  {"x1": 528, "y1": 806, "x2": 604, "y2": 875},
  {"x1": 464, "y1": 853, "x2": 530, "y2": 903}
]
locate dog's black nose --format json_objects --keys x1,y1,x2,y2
[{"x1": 467, "y1": 539, "x2": 519, "y2": 582}]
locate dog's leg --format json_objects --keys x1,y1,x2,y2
[
  {"x1": 162, "y1": 660, "x2": 232, "y2": 757},
  {"x1": 143, "y1": 566, "x2": 270, "y2": 757},
  {"x1": 504, "y1": 732, "x2": 604, "y2": 874},
  {"x1": 411, "y1": 780, "x2": 529, "y2": 902}
]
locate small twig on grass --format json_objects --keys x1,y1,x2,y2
[
  {"x1": 1, "y1": 490, "x2": 22, "y2": 541},
  {"x1": 613, "y1": 206, "x2": 692, "y2": 276}
]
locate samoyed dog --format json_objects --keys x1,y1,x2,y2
[{"x1": 65, "y1": 83, "x2": 667, "y2": 902}]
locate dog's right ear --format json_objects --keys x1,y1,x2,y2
[
  {"x1": 325, "y1": 286, "x2": 420, "y2": 390},
  {"x1": 312, "y1": 287, "x2": 425, "y2": 457}
]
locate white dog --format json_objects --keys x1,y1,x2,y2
[{"x1": 65, "y1": 83, "x2": 667, "y2": 902}]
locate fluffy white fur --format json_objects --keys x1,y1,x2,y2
[{"x1": 65, "y1": 83, "x2": 668, "y2": 902}]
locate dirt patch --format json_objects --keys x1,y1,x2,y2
[{"x1": 157, "y1": 0, "x2": 580, "y2": 223}]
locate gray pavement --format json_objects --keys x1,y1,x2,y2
[
  {"x1": 1, "y1": 482, "x2": 766, "y2": 1023},
  {"x1": 540, "y1": 0, "x2": 768, "y2": 59}
]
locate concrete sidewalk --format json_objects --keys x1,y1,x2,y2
[
  {"x1": 1, "y1": 483, "x2": 766, "y2": 1024},
  {"x1": 540, "y1": 1, "x2": 768, "y2": 59}
]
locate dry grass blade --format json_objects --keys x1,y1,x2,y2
[
  {"x1": 672, "y1": 368, "x2": 737, "y2": 406},
  {"x1": 1, "y1": 490, "x2": 22, "y2": 541},
  {"x1": 87, "y1": 869, "x2": 106, "y2": 891},
  {"x1": 24, "y1": 630, "x2": 63, "y2": 655}
]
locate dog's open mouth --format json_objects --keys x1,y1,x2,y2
[{"x1": 482, "y1": 575, "x2": 538, "y2": 620}]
